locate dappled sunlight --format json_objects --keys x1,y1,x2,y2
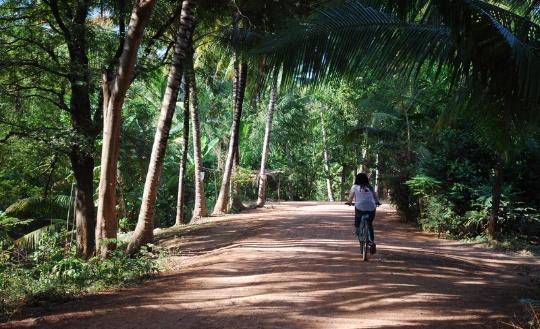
[{"x1": 4, "y1": 202, "x2": 539, "y2": 329}]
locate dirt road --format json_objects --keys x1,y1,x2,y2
[{"x1": 4, "y1": 202, "x2": 540, "y2": 328}]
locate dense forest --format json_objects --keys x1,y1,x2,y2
[{"x1": 1, "y1": 0, "x2": 539, "y2": 323}]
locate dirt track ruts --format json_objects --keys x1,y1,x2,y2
[{"x1": 3, "y1": 202, "x2": 540, "y2": 329}]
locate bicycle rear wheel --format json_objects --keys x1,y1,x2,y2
[
  {"x1": 358, "y1": 219, "x2": 369, "y2": 261},
  {"x1": 360, "y1": 241, "x2": 368, "y2": 261}
]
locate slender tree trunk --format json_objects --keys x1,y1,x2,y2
[
  {"x1": 321, "y1": 117, "x2": 334, "y2": 202},
  {"x1": 127, "y1": 0, "x2": 196, "y2": 254},
  {"x1": 360, "y1": 147, "x2": 369, "y2": 173},
  {"x1": 256, "y1": 73, "x2": 278, "y2": 207},
  {"x1": 186, "y1": 52, "x2": 208, "y2": 220},
  {"x1": 230, "y1": 154, "x2": 246, "y2": 211},
  {"x1": 96, "y1": 0, "x2": 156, "y2": 257},
  {"x1": 404, "y1": 110, "x2": 412, "y2": 162},
  {"x1": 213, "y1": 53, "x2": 247, "y2": 215},
  {"x1": 285, "y1": 143, "x2": 295, "y2": 200},
  {"x1": 230, "y1": 60, "x2": 249, "y2": 212},
  {"x1": 340, "y1": 164, "x2": 347, "y2": 201},
  {"x1": 488, "y1": 157, "x2": 504, "y2": 239},
  {"x1": 374, "y1": 153, "x2": 380, "y2": 193},
  {"x1": 175, "y1": 79, "x2": 190, "y2": 226}
]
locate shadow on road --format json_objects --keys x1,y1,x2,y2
[{"x1": 3, "y1": 203, "x2": 538, "y2": 329}]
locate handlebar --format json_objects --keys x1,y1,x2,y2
[{"x1": 345, "y1": 202, "x2": 382, "y2": 207}]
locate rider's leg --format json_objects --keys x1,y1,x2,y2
[
  {"x1": 367, "y1": 211, "x2": 375, "y2": 242},
  {"x1": 354, "y1": 208, "x2": 361, "y2": 228}
]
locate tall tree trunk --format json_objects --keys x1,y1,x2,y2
[
  {"x1": 230, "y1": 154, "x2": 246, "y2": 211},
  {"x1": 374, "y1": 153, "x2": 380, "y2": 193},
  {"x1": 488, "y1": 157, "x2": 504, "y2": 239},
  {"x1": 57, "y1": 0, "x2": 98, "y2": 259},
  {"x1": 230, "y1": 60, "x2": 249, "y2": 212},
  {"x1": 213, "y1": 53, "x2": 247, "y2": 215},
  {"x1": 285, "y1": 143, "x2": 295, "y2": 200},
  {"x1": 359, "y1": 147, "x2": 369, "y2": 173},
  {"x1": 256, "y1": 73, "x2": 278, "y2": 207},
  {"x1": 70, "y1": 152, "x2": 95, "y2": 258},
  {"x1": 340, "y1": 164, "x2": 347, "y2": 201},
  {"x1": 95, "y1": 0, "x2": 156, "y2": 257},
  {"x1": 175, "y1": 79, "x2": 190, "y2": 226},
  {"x1": 404, "y1": 109, "x2": 412, "y2": 162},
  {"x1": 186, "y1": 52, "x2": 208, "y2": 220},
  {"x1": 127, "y1": 0, "x2": 196, "y2": 255},
  {"x1": 321, "y1": 117, "x2": 334, "y2": 202}
]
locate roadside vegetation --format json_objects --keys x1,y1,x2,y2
[{"x1": 0, "y1": 0, "x2": 539, "y2": 323}]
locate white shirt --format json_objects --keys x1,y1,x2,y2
[{"x1": 349, "y1": 185, "x2": 378, "y2": 211}]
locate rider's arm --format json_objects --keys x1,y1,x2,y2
[
  {"x1": 371, "y1": 188, "x2": 381, "y2": 206},
  {"x1": 347, "y1": 188, "x2": 355, "y2": 204}
]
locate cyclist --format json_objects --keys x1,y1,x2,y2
[{"x1": 346, "y1": 173, "x2": 381, "y2": 253}]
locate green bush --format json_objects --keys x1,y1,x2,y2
[{"x1": 0, "y1": 232, "x2": 161, "y2": 320}]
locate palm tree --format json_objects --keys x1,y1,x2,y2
[
  {"x1": 186, "y1": 50, "x2": 209, "y2": 220},
  {"x1": 259, "y1": 0, "x2": 540, "y2": 239},
  {"x1": 256, "y1": 71, "x2": 279, "y2": 207},
  {"x1": 127, "y1": 0, "x2": 196, "y2": 255},
  {"x1": 213, "y1": 51, "x2": 248, "y2": 215},
  {"x1": 175, "y1": 79, "x2": 190, "y2": 226},
  {"x1": 96, "y1": 0, "x2": 157, "y2": 257}
]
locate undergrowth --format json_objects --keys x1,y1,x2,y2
[{"x1": 0, "y1": 231, "x2": 163, "y2": 322}]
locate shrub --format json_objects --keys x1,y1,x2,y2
[{"x1": 0, "y1": 232, "x2": 162, "y2": 321}]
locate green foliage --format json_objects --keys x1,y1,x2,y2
[
  {"x1": 406, "y1": 175, "x2": 441, "y2": 197},
  {"x1": 0, "y1": 232, "x2": 161, "y2": 320}
]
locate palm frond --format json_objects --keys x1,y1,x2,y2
[
  {"x1": 5, "y1": 195, "x2": 71, "y2": 220},
  {"x1": 13, "y1": 219, "x2": 67, "y2": 250},
  {"x1": 257, "y1": 1, "x2": 452, "y2": 88}
]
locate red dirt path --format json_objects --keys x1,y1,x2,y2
[{"x1": 3, "y1": 202, "x2": 540, "y2": 329}]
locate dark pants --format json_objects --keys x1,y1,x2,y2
[{"x1": 355, "y1": 209, "x2": 375, "y2": 242}]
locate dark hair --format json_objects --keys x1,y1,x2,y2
[{"x1": 354, "y1": 173, "x2": 370, "y2": 186}]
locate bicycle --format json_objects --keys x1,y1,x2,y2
[
  {"x1": 345, "y1": 202, "x2": 373, "y2": 261},
  {"x1": 356, "y1": 212, "x2": 371, "y2": 261}
]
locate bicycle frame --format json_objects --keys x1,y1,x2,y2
[{"x1": 356, "y1": 213, "x2": 371, "y2": 261}]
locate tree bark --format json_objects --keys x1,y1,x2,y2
[
  {"x1": 127, "y1": 0, "x2": 196, "y2": 255},
  {"x1": 256, "y1": 73, "x2": 278, "y2": 207},
  {"x1": 186, "y1": 52, "x2": 208, "y2": 220},
  {"x1": 487, "y1": 157, "x2": 504, "y2": 239},
  {"x1": 285, "y1": 143, "x2": 295, "y2": 200},
  {"x1": 374, "y1": 153, "x2": 380, "y2": 193},
  {"x1": 96, "y1": 0, "x2": 157, "y2": 257},
  {"x1": 230, "y1": 154, "x2": 246, "y2": 212},
  {"x1": 340, "y1": 164, "x2": 347, "y2": 201},
  {"x1": 175, "y1": 78, "x2": 190, "y2": 226},
  {"x1": 404, "y1": 109, "x2": 412, "y2": 162},
  {"x1": 70, "y1": 152, "x2": 95, "y2": 258},
  {"x1": 65, "y1": 1, "x2": 97, "y2": 259},
  {"x1": 213, "y1": 53, "x2": 247, "y2": 215},
  {"x1": 321, "y1": 116, "x2": 334, "y2": 202}
]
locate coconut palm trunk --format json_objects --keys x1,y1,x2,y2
[
  {"x1": 212, "y1": 53, "x2": 248, "y2": 215},
  {"x1": 127, "y1": 0, "x2": 196, "y2": 254},
  {"x1": 175, "y1": 79, "x2": 190, "y2": 226},
  {"x1": 95, "y1": 0, "x2": 157, "y2": 257},
  {"x1": 488, "y1": 156, "x2": 504, "y2": 239},
  {"x1": 321, "y1": 116, "x2": 334, "y2": 202},
  {"x1": 374, "y1": 153, "x2": 380, "y2": 193},
  {"x1": 186, "y1": 52, "x2": 208, "y2": 220},
  {"x1": 256, "y1": 73, "x2": 278, "y2": 207}
]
